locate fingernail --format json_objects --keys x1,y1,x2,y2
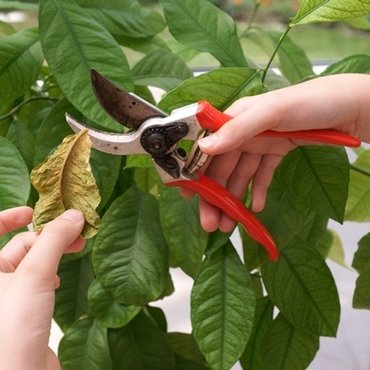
[
  {"x1": 61, "y1": 209, "x2": 84, "y2": 222},
  {"x1": 198, "y1": 134, "x2": 219, "y2": 149}
]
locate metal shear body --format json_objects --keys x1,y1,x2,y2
[{"x1": 66, "y1": 70, "x2": 361, "y2": 262}]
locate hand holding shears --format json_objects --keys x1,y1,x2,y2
[{"x1": 66, "y1": 70, "x2": 361, "y2": 261}]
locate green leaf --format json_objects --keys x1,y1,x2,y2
[
  {"x1": 92, "y1": 186, "x2": 169, "y2": 306},
  {"x1": 345, "y1": 151, "x2": 370, "y2": 221},
  {"x1": 191, "y1": 242, "x2": 256, "y2": 370},
  {"x1": 167, "y1": 332, "x2": 206, "y2": 366},
  {"x1": 159, "y1": 67, "x2": 263, "y2": 112},
  {"x1": 134, "y1": 166, "x2": 162, "y2": 196},
  {"x1": 108, "y1": 311, "x2": 176, "y2": 369},
  {"x1": 279, "y1": 146, "x2": 349, "y2": 222},
  {"x1": 269, "y1": 31, "x2": 313, "y2": 83},
  {"x1": 262, "y1": 244, "x2": 340, "y2": 337},
  {"x1": 0, "y1": 1, "x2": 38, "y2": 11},
  {"x1": 33, "y1": 99, "x2": 77, "y2": 166},
  {"x1": 160, "y1": 0, "x2": 247, "y2": 67},
  {"x1": 6, "y1": 121, "x2": 34, "y2": 170},
  {"x1": 353, "y1": 233, "x2": 370, "y2": 273},
  {"x1": 262, "y1": 314, "x2": 320, "y2": 370},
  {"x1": 133, "y1": 50, "x2": 193, "y2": 91},
  {"x1": 240, "y1": 297, "x2": 274, "y2": 370},
  {"x1": 352, "y1": 234, "x2": 370, "y2": 308},
  {"x1": 291, "y1": 0, "x2": 370, "y2": 25},
  {"x1": 54, "y1": 254, "x2": 94, "y2": 331},
  {"x1": 0, "y1": 137, "x2": 30, "y2": 210},
  {"x1": 353, "y1": 266, "x2": 370, "y2": 309},
  {"x1": 76, "y1": 0, "x2": 165, "y2": 38},
  {"x1": 59, "y1": 318, "x2": 113, "y2": 370},
  {"x1": 39, "y1": 0, "x2": 133, "y2": 130},
  {"x1": 0, "y1": 20, "x2": 15, "y2": 36},
  {"x1": 88, "y1": 279, "x2": 141, "y2": 328},
  {"x1": 90, "y1": 149, "x2": 122, "y2": 212},
  {"x1": 321, "y1": 54, "x2": 370, "y2": 75},
  {"x1": 241, "y1": 165, "x2": 328, "y2": 270},
  {"x1": 0, "y1": 27, "x2": 43, "y2": 108},
  {"x1": 315, "y1": 229, "x2": 348, "y2": 267},
  {"x1": 159, "y1": 187, "x2": 208, "y2": 278}
]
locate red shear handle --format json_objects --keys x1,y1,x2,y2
[
  {"x1": 167, "y1": 173, "x2": 279, "y2": 261},
  {"x1": 196, "y1": 100, "x2": 361, "y2": 147}
]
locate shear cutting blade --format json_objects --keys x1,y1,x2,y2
[{"x1": 91, "y1": 69, "x2": 166, "y2": 130}]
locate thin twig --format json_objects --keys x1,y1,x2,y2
[
  {"x1": 262, "y1": 25, "x2": 291, "y2": 83},
  {"x1": 0, "y1": 96, "x2": 57, "y2": 121}
]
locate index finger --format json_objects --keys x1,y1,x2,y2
[
  {"x1": 0, "y1": 206, "x2": 33, "y2": 236},
  {"x1": 17, "y1": 209, "x2": 85, "y2": 279}
]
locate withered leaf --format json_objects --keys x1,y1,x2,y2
[{"x1": 31, "y1": 129, "x2": 101, "y2": 239}]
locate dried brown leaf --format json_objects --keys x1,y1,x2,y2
[{"x1": 31, "y1": 129, "x2": 101, "y2": 238}]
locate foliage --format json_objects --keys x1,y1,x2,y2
[{"x1": 0, "y1": 0, "x2": 370, "y2": 369}]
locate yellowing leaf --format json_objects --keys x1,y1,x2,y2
[{"x1": 31, "y1": 129, "x2": 100, "y2": 239}]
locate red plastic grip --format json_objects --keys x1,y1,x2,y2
[
  {"x1": 196, "y1": 100, "x2": 231, "y2": 131},
  {"x1": 168, "y1": 173, "x2": 279, "y2": 261},
  {"x1": 195, "y1": 100, "x2": 360, "y2": 147},
  {"x1": 257, "y1": 129, "x2": 361, "y2": 147}
]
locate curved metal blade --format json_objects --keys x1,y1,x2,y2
[
  {"x1": 65, "y1": 113, "x2": 146, "y2": 155},
  {"x1": 91, "y1": 69, "x2": 166, "y2": 130}
]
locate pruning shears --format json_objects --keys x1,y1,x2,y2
[{"x1": 65, "y1": 70, "x2": 361, "y2": 261}]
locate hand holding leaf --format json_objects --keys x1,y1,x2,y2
[{"x1": 31, "y1": 129, "x2": 101, "y2": 239}]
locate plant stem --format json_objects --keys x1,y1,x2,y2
[
  {"x1": 262, "y1": 25, "x2": 292, "y2": 83},
  {"x1": 0, "y1": 96, "x2": 57, "y2": 121},
  {"x1": 350, "y1": 164, "x2": 370, "y2": 178},
  {"x1": 245, "y1": 1, "x2": 261, "y2": 32}
]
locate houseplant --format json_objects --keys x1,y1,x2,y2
[{"x1": 0, "y1": 0, "x2": 370, "y2": 369}]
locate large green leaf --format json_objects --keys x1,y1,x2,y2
[
  {"x1": 321, "y1": 54, "x2": 370, "y2": 75},
  {"x1": 88, "y1": 279, "x2": 141, "y2": 328},
  {"x1": 262, "y1": 244, "x2": 340, "y2": 337},
  {"x1": 0, "y1": 137, "x2": 30, "y2": 210},
  {"x1": 240, "y1": 297, "x2": 274, "y2": 370},
  {"x1": 262, "y1": 314, "x2": 320, "y2": 370},
  {"x1": 38, "y1": 0, "x2": 133, "y2": 130},
  {"x1": 159, "y1": 187, "x2": 208, "y2": 278},
  {"x1": 191, "y1": 242, "x2": 256, "y2": 370},
  {"x1": 269, "y1": 31, "x2": 313, "y2": 83},
  {"x1": 160, "y1": 0, "x2": 247, "y2": 67},
  {"x1": 92, "y1": 186, "x2": 169, "y2": 306},
  {"x1": 6, "y1": 121, "x2": 34, "y2": 170},
  {"x1": 54, "y1": 254, "x2": 94, "y2": 331},
  {"x1": 132, "y1": 50, "x2": 193, "y2": 91},
  {"x1": 159, "y1": 67, "x2": 263, "y2": 112},
  {"x1": 346, "y1": 151, "x2": 370, "y2": 221},
  {"x1": 33, "y1": 98, "x2": 77, "y2": 165},
  {"x1": 90, "y1": 150, "x2": 122, "y2": 212},
  {"x1": 76, "y1": 0, "x2": 165, "y2": 38},
  {"x1": 241, "y1": 165, "x2": 329, "y2": 270},
  {"x1": 0, "y1": 27, "x2": 43, "y2": 108},
  {"x1": 291, "y1": 0, "x2": 370, "y2": 25},
  {"x1": 167, "y1": 332, "x2": 206, "y2": 366},
  {"x1": 59, "y1": 318, "x2": 113, "y2": 370},
  {"x1": 108, "y1": 311, "x2": 176, "y2": 369},
  {"x1": 279, "y1": 146, "x2": 349, "y2": 222}
]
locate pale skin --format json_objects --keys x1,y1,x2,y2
[
  {"x1": 0, "y1": 207, "x2": 85, "y2": 370},
  {"x1": 189, "y1": 73, "x2": 370, "y2": 232}
]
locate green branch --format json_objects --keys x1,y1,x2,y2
[
  {"x1": 262, "y1": 25, "x2": 292, "y2": 83},
  {"x1": 350, "y1": 164, "x2": 370, "y2": 178},
  {"x1": 0, "y1": 96, "x2": 57, "y2": 121}
]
